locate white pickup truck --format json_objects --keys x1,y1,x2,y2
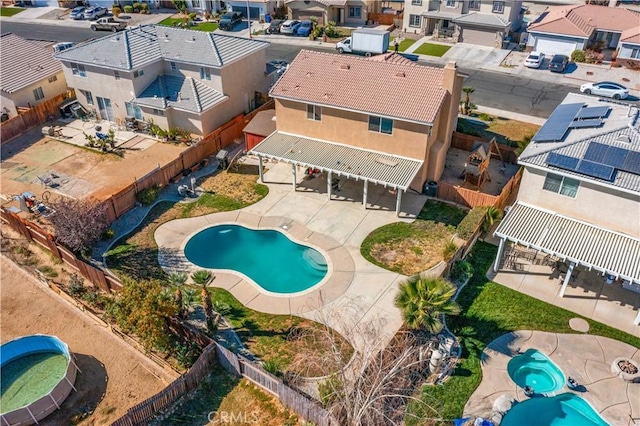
[{"x1": 90, "y1": 17, "x2": 127, "y2": 32}]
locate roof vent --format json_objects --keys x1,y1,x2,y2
[
  {"x1": 306, "y1": 72, "x2": 313, "y2": 77},
  {"x1": 340, "y1": 64, "x2": 350, "y2": 70},
  {"x1": 616, "y1": 134, "x2": 631, "y2": 143},
  {"x1": 323, "y1": 93, "x2": 330, "y2": 99},
  {"x1": 395, "y1": 72, "x2": 406, "y2": 77},
  {"x1": 294, "y1": 85, "x2": 300, "y2": 90}
]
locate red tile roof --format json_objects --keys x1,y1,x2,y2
[
  {"x1": 269, "y1": 50, "x2": 448, "y2": 125},
  {"x1": 528, "y1": 5, "x2": 640, "y2": 39}
]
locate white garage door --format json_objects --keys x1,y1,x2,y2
[
  {"x1": 535, "y1": 38, "x2": 576, "y2": 56},
  {"x1": 460, "y1": 28, "x2": 497, "y2": 47}
]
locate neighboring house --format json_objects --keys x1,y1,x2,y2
[
  {"x1": 526, "y1": 4, "x2": 640, "y2": 58},
  {"x1": 403, "y1": 0, "x2": 524, "y2": 47},
  {"x1": 225, "y1": 0, "x2": 279, "y2": 19},
  {"x1": 493, "y1": 93, "x2": 640, "y2": 324},
  {"x1": 249, "y1": 50, "x2": 464, "y2": 215},
  {"x1": 285, "y1": 0, "x2": 374, "y2": 26},
  {"x1": 54, "y1": 25, "x2": 270, "y2": 136},
  {"x1": 0, "y1": 34, "x2": 68, "y2": 119}
]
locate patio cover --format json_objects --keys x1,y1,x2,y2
[
  {"x1": 250, "y1": 131, "x2": 423, "y2": 191},
  {"x1": 494, "y1": 201, "x2": 640, "y2": 285}
]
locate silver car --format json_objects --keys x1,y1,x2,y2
[
  {"x1": 280, "y1": 20, "x2": 300, "y2": 35},
  {"x1": 580, "y1": 81, "x2": 629, "y2": 100}
]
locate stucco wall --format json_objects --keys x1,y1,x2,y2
[
  {"x1": 518, "y1": 167, "x2": 640, "y2": 236},
  {"x1": 2, "y1": 71, "x2": 68, "y2": 116}
]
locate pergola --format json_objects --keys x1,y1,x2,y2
[
  {"x1": 249, "y1": 131, "x2": 424, "y2": 216},
  {"x1": 494, "y1": 201, "x2": 640, "y2": 325}
]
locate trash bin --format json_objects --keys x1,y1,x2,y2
[
  {"x1": 265, "y1": 14, "x2": 271, "y2": 23},
  {"x1": 423, "y1": 181, "x2": 438, "y2": 197},
  {"x1": 216, "y1": 149, "x2": 229, "y2": 170}
]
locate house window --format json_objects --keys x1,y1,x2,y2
[
  {"x1": 83, "y1": 90, "x2": 94, "y2": 105},
  {"x1": 409, "y1": 14, "x2": 421, "y2": 27},
  {"x1": 630, "y1": 48, "x2": 640, "y2": 59},
  {"x1": 368, "y1": 116, "x2": 393, "y2": 134},
  {"x1": 442, "y1": 19, "x2": 450, "y2": 28},
  {"x1": 125, "y1": 102, "x2": 143, "y2": 120},
  {"x1": 33, "y1": 87, "x2": 44, "y2": 101},
  {"x1": 114, "y1": 71, "x2": 120, "y2": 80},
  {"x1": 307, "y1": 104, "x2": 321, "y2": 121},
  {"x1": 411, "y1": 0, "x2": 422, "y2": 5},
  {"x1": 48, "y1": 75, "x2": 57, "y2": 83},
  {"x1": 200, "y1": 67, "x2": 211, "y2": 81},
  {"x1": 445, "y1": 0, "x2": 456, "y2": 7},
  {"x1": 469, "y1": 0, "x2": 481, "y2": 10},
  {"x1": 71, "y1": 62, "x2": 86, "y2": 77},
  {"x1": 492, "y1": 1, "x2": 505, "y2": 13},
  {"x1": 133, "y1": 69, "x2": 144, "y2": 78},
  {"x1": 170, "y1": 62, "x2": 177, "y2": 72},
  {"x1": 543, "y1": 173, "x2": 579, "y2": 198},
  {"x1": 192, "y1": 0, "x2": 201, "y2": 7},
  {"x1": 349, "y1": 7, "x2": 361, "y2": 18},
  {"x1": 153, "y1": 108, "x2": 164, "y2": 116}
]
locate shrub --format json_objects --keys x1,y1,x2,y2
[
  {"x1": 174, "y1": 340, "x2": 201, "y2": 369},
  {"x1": 68, "y1": 273, "x2": 86, "y2": 297},
  {"x1": 571, "y1": 50, "x2": 586, "y2": 63},
  {"x1": 132, "y1": 2, "x2": 142, "y2": 11},
  {"x1": 324, "y1": 21, "x2": 339, "y2": 38},
  {"x1": 37, "y1": 265, "x2": 58, "y2": 278},
  {"x1": 188, "y1": 12, "x2": 197, "y2": 21},
  {"x1": 262, "y1": 359, "x2": 282, "y2": 376},
  {"x1": 112, "y1": 6, "x2": 121, "y2": 16},
  {"x1": 477, "y1": 112, "x2": 494, "y2": 122},
  {"x1": 191, "y1": 269, "x2": 212, "y2": 285},
  {"x1": 102, "y1": 228, "x2": 115, "y2": 240},
  {"x1": 123, "y1": 5, "x2": 133, "y2": 13},
  {"x1": 442, "y1": 241, "x2": 458, "y2": 260},
  {"x1": 136, "y1": 184, "x2": 161, "y2": 205},
  {"x1": 213, "y1": 300, "x2": 232, "y2": 316},
  {"x1": 49, "y1": 197, "x2": 110, "y2": 253},
  {"x1": 449, "y1": 260, "x2": 473, "y2": 283},
  {"x1": 318, "y1": 375, "x2": 343, "y2": 408},
  {"x1": 139, "y1": 2, "x2": 149, "y2": 12},
  {"x1": 456, "y1": 207, "x2": 487, "y2": 240},
  {"x1": 203, "y1": 10, "x2": 211, "y2": 20}
]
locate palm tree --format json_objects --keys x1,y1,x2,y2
[
  {"x1": 462, "y1": 86, "x2": 475, "y2": 115},
  {"x1": 394, "y1": 276, "x2": 461, "y2": 333},
  {"x1": 482, "y1": 206, "x2": 503, "y2": 235}
]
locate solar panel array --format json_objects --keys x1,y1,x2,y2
[{"x1": 534, "y1": 104, "x2": 611, "y2": 142}]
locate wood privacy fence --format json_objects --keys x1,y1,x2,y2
[
  {"x1": 0, "y1": 92, "x2": 74, "y2": 144},
  {"x1": 451, "y1": 131, "x2": 519, "y2": 164},
  {"x1": 367, "y1": 12, "x2": 402, "y2": 26},
  {"x1": 103, "y1": 100, "x2": 275, "y2": 223}
]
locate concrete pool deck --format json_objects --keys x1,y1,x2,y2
[
  {"x1": 155, "y1": 162, "x2": 432, "y2": 352},
  {"x1": 464, "y1": 330, "x2": 640, "y2": 425}
]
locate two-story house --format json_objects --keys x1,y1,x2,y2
[
  {"x1": 54, "y1": 25, "x2": 269, "y2": 136},
  {"x1": 249, "y1": 50, "x2": 463, "y2": 215},
  {"x1": 286, "y1": 0, "x2": 372, "y2": 26},
  {"x1": 493, "y1": 93, "x2": 640, "y2": 325},
  {"x1": 225, "y1": 0, "x2": 280, "y2": 19},
  {"x1": 403, "y1": 0, "x2": 523, "y2": 47},
  {"x1": 1, "y1": 34, "x2": 68, "y2": 120}
]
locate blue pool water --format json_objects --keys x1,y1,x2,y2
[
  {"x1": 507, "y1": 349, "x2": 565, "y2": 395},
  {"x1": 184, "y1": 224, "x2": 328, "y2": 294},
  {"x1": 502, "y1": 393, "x2": 608, "y2": 426}
]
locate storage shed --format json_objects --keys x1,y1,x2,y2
[{"x1": 243, "y1": 109, "x2": 276, "y2": 151}]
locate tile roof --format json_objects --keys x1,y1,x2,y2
[
  {"x1": 135, "y1": 75, "x2": 227, "y2": 113},
  {"x1": 528, "y1": 5, "x2": 640, "y2": 38},
  {"x1": 54, "y1": 24, "x2": 268, "y2": 71},
  {"x1": 270, "y1": 50, "x2": 448, "y2": 125},
  {"x1": 1, "y1": 33, "x2": 62, "y2": 94},
  {"x1": 250, "y1": 131, "x2": 423, "y2": 190},
  {"x1": 454, "y1": 12, "x2": 510, "y2": 28},
  {"x1": 519, "y1": 93, "x2": 640, "y2": 193},
  {"x1": 495, "y1": 201, "x2": 640, "y2": 284},
  {"x1": 285, "y1": 0, "x2": 348, "y2": 6}
]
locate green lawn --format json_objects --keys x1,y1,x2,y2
[
  {"x1": 0, "y1": 7, "x2": 24, "y2": 17},
  {"x1": 412, "y1": 43, "x2": 451, "y2": 57},
  {"x1": 407, "y1": 242, "x2": 640, "y2": 423},
  {"x1": 390, "y1": 37, "x2": 416, "y2": 53},
  {"x1": 158, "y1": 17, "x2": 218, "y2": 32}
]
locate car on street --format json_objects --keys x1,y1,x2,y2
[
  {"x1": 580, "y1": 81, "x2": 629, "y2": 99},
  {"x1": 266, "y1": 19, "x2": 283, "y2": 34},
  {"x1": 83, "y1": 6, "x2": 107, "y2": 20},
  {"x1": 267, "y1": 59, "x2": 289, "y2": 76},
  {"x1": 52, "y1": 42, "x2": 75, "y2": 52},
  {"x1": 548, "y1": 54, "x2": 569, "y2": 73},
  {"x1": 524, "y1": 51, "x2": 545, "y2": 68},
  {"x1": 90, "y1": 16, "x2": 127, "y2": 32},
  {"x1": 69, "y1": 6, "x2": 86, "y2": 20},
  {"x1": 219, "y1": 11, "x2": 242, "y2": 30},
  {"x1": 280, "y1": 19, "x2": 300, "y2": 35},
  {"x1": 296, "y1": 20, "x2": 313, "y2": 37}
]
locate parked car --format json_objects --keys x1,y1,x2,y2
[
  {"x1": 90, "y1": 16, "x2": 127, "y2": 32},
  {"x1": 524, "y1": 51, "x2": 545, "y2": 69},
  {"x1": 267, "y1": 59, "x2": 289, "y2": 76},
  {"x1": 266, "y1": 19, "x2": 283, "y2": 34},
  {"x1": 548, "y1": 54, "x2": 569, "y2": 73},
  {"x1": 219, "y1": 11, "x2": 242, "y2": 31},
  {"x1": 296, "y1": 20, "x2": 313, "y2": 37},
  {"x1": 69, "y1": 6, "x2": 86, "y2": 20},
  {"x1": 280, "y1": 19, "x2": 300, "y2": 35},
  {"x1": 52, "y1": 42, "x2": 75, "y2": 53},
  {"x1": 84, "y1": 6, "x2": 107, "y2": 20},
  {"x1": 580, "y1": 81, "x2": 629, "y2": 100}
]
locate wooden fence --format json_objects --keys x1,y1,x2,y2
[
  {"x1": 367, "y1": 12, "x2": 402, "y2": 26},
  {"x1": 0, "y1": 92, "x2": 74, "y2": 143},
  {"x1": 451, "y1": 131, "x2": 518, "y2": 164}
]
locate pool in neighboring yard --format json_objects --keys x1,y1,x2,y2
[{"x1": 502, "y1": 393, "x2": 608, "y2": 426}]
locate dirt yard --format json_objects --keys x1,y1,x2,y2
[{"x1": 0, "y1": 257, "x2": 178, "y2": 425}]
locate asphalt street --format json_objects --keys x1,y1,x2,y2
[{"x1": 3, "y1": 20, "x2": 579, "y2": 118}]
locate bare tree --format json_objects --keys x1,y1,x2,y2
[
  {"x1": 48, "y1": 197, "x2": 110, "y2": 253},
  {"x1": 287, "y1": 303, "x2": 442, "y2": 425}
]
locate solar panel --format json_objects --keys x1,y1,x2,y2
[
  {"x1": 547, "y1": 152, "x2": 580, "y2": 171},
  {"x1": 621, "y1": 151, "x2": 640, "y2": 174},
  {"x1": 576, "y1": 160, "x2": 616, "y2": 181},
  {"x1": 603, "y1": 146, "x2": 629, "y2": 168},
  {"x1": 569, "y1": 119, "x2": 604, "y2": 129},
  {"x1": 576, "y1": 106, "x2": 611, "y2": 119},
  {"x1": 583, "y1": 142, "x2": 608, "y2": 162},
  {"x1": 534, "y1": 103, "x2": 584, "y2": 142}
]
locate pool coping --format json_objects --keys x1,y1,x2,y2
[
  {"x1": 155, "y1": 210, "x2": 356, "y2": 316},
  {"x1": 464, "y1": 330, "x2": 640, "y2": 425}
]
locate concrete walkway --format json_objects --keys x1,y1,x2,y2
[{"x1": 465, "y1": 330, "x2": 640, "y2": 426}]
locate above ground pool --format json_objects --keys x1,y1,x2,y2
[
  {"x1": 1, "y1": 334, "x2": 78, "y2": 425},
  {"x1": 184, "y1": 224, "x2": 328, "y2": 294},
  {"x1": 502, "y1": 393, "x2": 608, "y2": 426},
  {"x1": 507, "y1": 349, "x2": 565, "y2": 395}
]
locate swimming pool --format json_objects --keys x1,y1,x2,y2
[
  {"x1": 507, "y1": 349, "x2": 565, "y2": 395},
  {"x1": 184, "y1": 224, "x2": 328, "y2": 294},
  {"x1": 502, "y1": 393, "x2": 608, "y2": 426}
]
